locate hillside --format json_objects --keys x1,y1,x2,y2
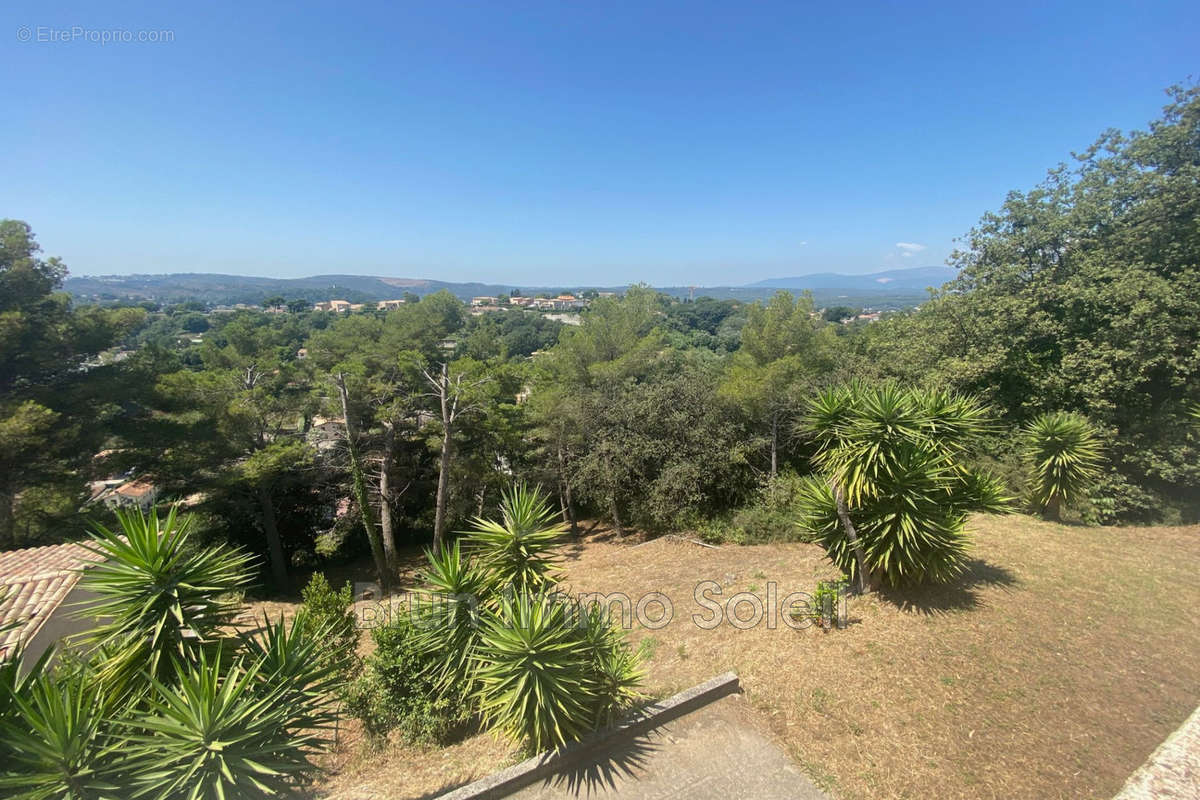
[{"x1": 64, "y1": 267, "x2": 951, "y2": 309}]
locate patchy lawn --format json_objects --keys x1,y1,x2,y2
[{"x1": 303, "y1": 514, "x2": 1200, "y2": 800}]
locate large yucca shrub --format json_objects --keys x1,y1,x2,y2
[
  {"x1": 126, "y1": 647, "x2": 330, "y2": 800},
  {"x1": 0, "y1": 663, "x2": 126, "y2": 799},
  {"x1": 797, "y1": 383, "x2": 1009, "y2": 588},
  {"x1": 78, "y1": 506, "x2": 255, "y2": 687},
  {"x1": 472, "y1": 593, "x2": 595, "y2": 751},
  {"x1": 1021, "y1": 411, "x2": 1104, "y2": 520}
]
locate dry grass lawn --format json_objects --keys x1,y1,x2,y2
[{"x1": 306, "y1": 514, "x2": 1200, "y2": 800}]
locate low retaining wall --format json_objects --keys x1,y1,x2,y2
[
  {"x1": 1112, "y1": 705, "x2": 1200, "y2": 799},
  {"x1": 437, "y1": 671, "x2": 742, "y2": 800}
]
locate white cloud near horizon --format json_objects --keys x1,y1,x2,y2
[{"x1": 895, "y1": 242, "x2": 927, "y2": 252}]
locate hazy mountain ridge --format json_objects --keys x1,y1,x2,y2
[
  {"x1": 64, "y1": 266, "x2": 953, "y2": 308},
  {"x1": 749, "y1": 266, "x2": 957, "y2": 291}
]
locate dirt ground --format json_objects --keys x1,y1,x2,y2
[{"x1": 289, "y1": 514, "x2": 1200, "y2": 800}]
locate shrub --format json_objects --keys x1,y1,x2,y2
[
  {"x1": 0, "y1": 662, "x2": 126, "y2": 798},
  {"x1": 343, "y1": 612, "x2": 469, "y2": 745},
  {"x1": 126, "y1": 647, "x2": 331, "y2": 800},
  {"x1": 796, "y1": 384, "x2": 1009, "y2": 588},
  {"x1": 1021, "y1": 411, "x2": 1105, "y2": 521},
  {"x1": 416, "y1": 540, "x2": 488, "y2": 689},
  {"x1": 78, "y1": 506, "x2": 255, "y2": 687},
  {"x1": 299, "y1": 573, "x2": 359, "y2": 670},
  {"x1": 462, "y1": 483, "x2": 566, "y2": 596},
  {"x1": 472, "y1": 593, "x2": 595, "y2": 751}
]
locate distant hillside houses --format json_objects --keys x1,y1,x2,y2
[{"x1": 313, "y1": 298, "x2": 408, "y2": 312}]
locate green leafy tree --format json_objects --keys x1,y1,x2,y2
[
  {"x1": 856, "y1": 86, "x2": 1200, "y2": 522},
  {"x1": 721, "y1": 291, "x2": 841, "y2": 477}
]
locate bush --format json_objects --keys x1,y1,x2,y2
[
  {"x1": 693, "y1": 470, "x2": 816, "y2": 544},
  {"x1": 343, "y1": 612, "x2": 469, "y2": 745},
  {"x1": 0, "y1": 506, "x2": 335, "y2": 799},
  {"x1": 299, "y1": 573, "x2": 359, "y2": 670},
  {"x1": 796, "y1": 384, "x2": 1009, "y2": 588},
  {"x1": 470, "y1": 594, "x2": 643, "y2": 752},
  {"x1": 1021, "y1": 411, "x2": 1104, "y2": 521}
]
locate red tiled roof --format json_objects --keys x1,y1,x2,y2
[{"x1": 0, "y1": 541, "x2": 106, "y2": 660}]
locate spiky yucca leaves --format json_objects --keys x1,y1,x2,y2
[
  {"x1": 0, "y1": 662, "x2": 127, "y2": 800},
  {"x1": 240, "y1": 612, "x2": 340, "y2": 729},
  {"x1": 472, "y1": 594, "x2": 594, "y2": 751},
  {"x1": 798, "y1": 384, "x2": 1005, "y2": 587},
  {"x1": 78, "y1": 507, "x2": 255, "y2": 688},
  {"x1": 415, "y1": 540, "x2": 489, "y2": 691},
  {"x1": 126, "y1": 648, "x2": 327, "y2": 800},
  {"x1": 462, "y1": 483, "x2": 566, "y2": 597},
  {"x1": 575, "y1": 603, "x2": 644, "y2": 727},
  {"x1": 1021, "y1": 411, "x2": 1105, "y2": 520}
]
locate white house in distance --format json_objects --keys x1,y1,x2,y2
[{"x1": 0, "y1": 541, "x2": 107, "y2": 667}]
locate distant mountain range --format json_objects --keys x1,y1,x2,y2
[
  {"x1": 64, "y1": 266, "x2": 956, "y2": 309},
  {"x1": 749, "y1": 267, "x2": 957, "y2": 292}
]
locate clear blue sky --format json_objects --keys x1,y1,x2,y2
[{"x1": 3, "y1": 1, "x2": 1197, "y2": 286}]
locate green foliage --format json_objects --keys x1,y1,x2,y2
[
  {"x1": 0, "y1": 661, "x2": 126, "y2": 800},
  {"x1": 797, "y1": 384, "x2": 1008, "y2": 587},
  {"x1": 298, "y1": 574, "x2": 359, "y2": 671},
  {"x1": 0, "y1": 506, "x2": 333, "y2": 800},
  {"x1": 695, "y1": 470, "x2": 815, "y2": 545},
  {"x1": 79, "y1": 506, "x2": 255, "y2": 686},
  {"x1": 472, "y1": 593, "x2": 595, "y2": 751},
  {"x1": 854, "y1": 87, "x2": 1200, "y2": 522},
  {"x1": 415, "y1": 541, "x2": 488, "y2": 689},
  {"x1": 342, "y1": 612, "x2": 469, "y2": 745},
  {"x1": 128, "y1": 647, "x2": 330, "y2": 800},
  {"x1": 462, "y1": 483, "x2": 566, "y2": 596},
  {"x1": 1021, "y1": 412, "x2": 1105, "y2": 520}
]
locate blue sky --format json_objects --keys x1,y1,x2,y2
[{"x1": 3, "y1": 1, "x2": 1197, "y2": 286}]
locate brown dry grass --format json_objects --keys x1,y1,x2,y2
[{"x1": 300, "y1": 514, "x2": 1200, "y2": 800}]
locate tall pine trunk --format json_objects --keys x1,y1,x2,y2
[
  {"x1": 556, "y1": 440, "x2": 579, "y2": 536},
  {"x1": 378, "y1": 422, "x2": 398, "y2": 570},
  {"x1": 257, "y1": 485, "x2": 288, "y2": 588},
  {"x1": 337, "y1": 374, "x2": 390, "y2": 593},
  {"x1": 432, "y1": 362, "x2": 453, "y2": 552},
  {"x1": 433, "y1": 427, "x2": 452, "y2": 551}
]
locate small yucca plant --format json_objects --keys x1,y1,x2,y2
[
  {"x1": 472, "y1": 593, "x2": 594, "y2": 751},
  {"x1": 1021, "y1": 412, "x2": 1104, "y2": 521},
  {"x1": 576, "y1": 604, "x2": 644, "y2": 727},
  {"x1": 78, "y1": 506, "x2": 255, "y2": 687},
  {"x1": 0, "y1": 662, "x2": 127, "y2": 799},
  {"x1": 126, "y1": 648, "x2": 327, "y2": 800},
  {"x1": 462, "y1": 483, "x2": 566, "y2": 597}
]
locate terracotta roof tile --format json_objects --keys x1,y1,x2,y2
[{"x1": 0, "y1": 541, "x2": 106, "y2": 661}]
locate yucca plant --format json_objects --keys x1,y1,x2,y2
[
  {"x1": 462, "y1": 483, "x2": 566, "y2": 597},
  {"x1": 797, "y1": 384, "x2": 1006, "y2": 588},
  {"x1": 575, "y1": 603, "x2": 644, "y2": 727},
  {"x1": 1021, "y1": 411, "x2": 1105, "y2": 521},
  {"x1": 414, "y1": 540, "x2": 489, "y2": 690},
  {"x1": 240, "y1": 612, "x2": 340, "y2": 728},
  {"x1": 472, "y1": 593, "x2": 594, "y2": 751},
  {"x1": 77, "y1": 506, "x2": 256, "y2": 688},
  {"x1": 125, "y1": 648, "x2": 327, "y2": 800},
  {"x1": 0, "y1": 662, "x2": 127, "y2": 799}
]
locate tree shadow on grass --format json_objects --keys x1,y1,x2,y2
[{"x1": 875, "y1": 558, "x2": 1018, "y2": 615}]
